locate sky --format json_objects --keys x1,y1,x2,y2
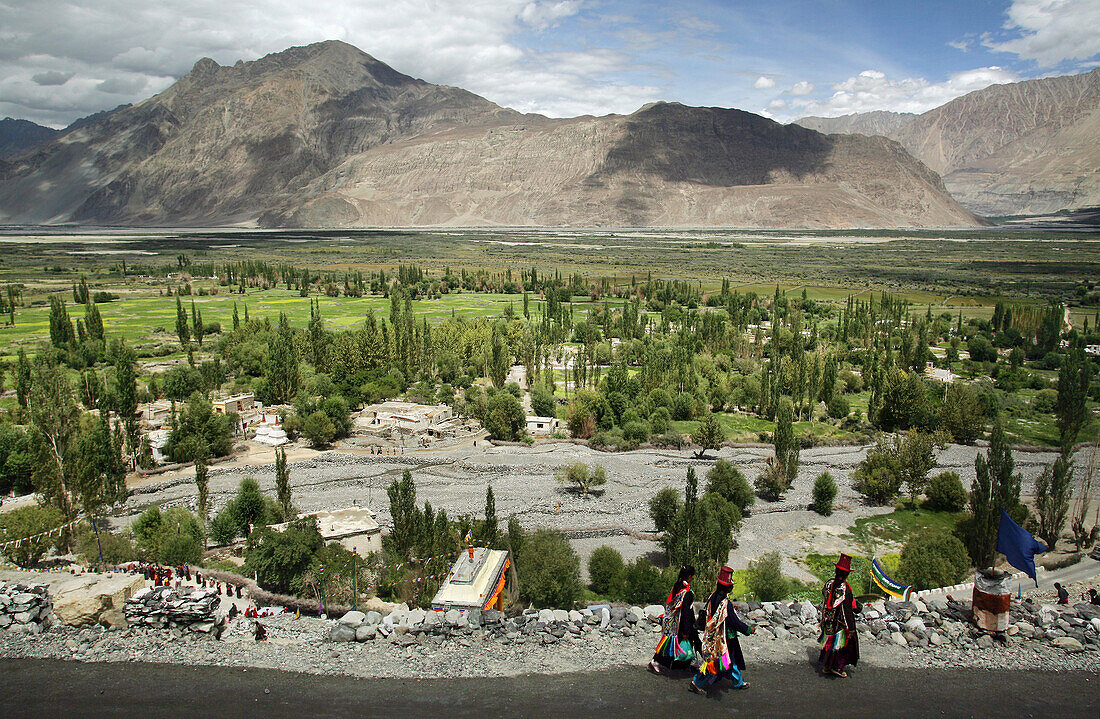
[{"x1": 1, "y1": 0, "x2": 1098, "y2": 128}]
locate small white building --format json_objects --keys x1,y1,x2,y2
[
  {"x1": 147, "y1": 429, "x2": 170, "y2": 464},
  {"x1": 137, "y1": 400, "x2": 173, "y2": 429},
  {"x1": 253, "y1": 424, "x2": 288, "y2": 446},
  {"x1": 270, "y1": 508, "x2": 382, "y2": 557},
  {"x1": 525, "y1": 415, "x2": 560, "y2": 436}
]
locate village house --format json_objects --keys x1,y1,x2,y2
[
  {"x1": 270, "y1": 507, "x2": 382, "y2": 556},
  {"x1": 212, "y1": 393, "x2": 255, "y2": 415},
  {"x1": 525, "y1": 415, "x2": 560, "y2": 436},
  {"x1": 357, "y1": 401, "x2": 453, "y2": 433}
]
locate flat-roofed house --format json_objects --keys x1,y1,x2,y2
[
  {"x1": 213, "y1": 393, "x2": 255, "y2": 415},
  {"x1": 269, "y1": 508, "x2": 382, "y2": 556},
  {"x1": 525, "y1": 415, "x2": 560, "y2": 436}
]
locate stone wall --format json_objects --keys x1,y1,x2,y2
[
  {"x1": 326, "y1": 596, "x2": 1100, "y2": 654},
  {"x1": 123, "y1": 586, "x2": 226, "y2": 637},
  {"x1": 0, "y1": 582, "x2": 54, "y2": 635}
]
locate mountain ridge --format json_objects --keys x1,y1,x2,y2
[
  {"x1": 0, "y1": 40, "x2": 981, "y2": 228},
  {"x1": 794, "y1": 69, "x2": 1100, "y2": 216}
]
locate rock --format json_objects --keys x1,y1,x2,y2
[
  {"x1": 929, "y1": 632, "x2": 944, "y2": 646},
  {"x1": 355, "y1": 624, "x2": 376, "y2": 641},
  {"x1": 466, "y1": 609, "x2": 481, "y2": 627},
  {"x1": 552, "y1": 609, "x2": 569, "y2": 623},
  {"x1": 890, "y1": 632, "x2": 908, "y2": 647},
  {"x1": 797, "y1": 601, "x2": 818, "y2": 624},
  {"x1": 99, "y1": 610, "x2": 128, "y2": 630},
  {"x1": 904, "y1": 617, "x2": 926, "y2": 634},
  {"x1": 339, "y1": 611, "x2": 366, "y2": 626},
  {"x1": 626, "y1": 607, "x2": 644, "y2": 624},
  {"x1": 538, "y1": 609, "x2": 556, "y2": 624},
  {"x1": 407, "y1": 609, "x2": 426, "y2": 626},
  {"x1": 773, "y1": 626, "x2": 790, "y2": 640},
  {"x1": 366, "y1": 611, "x2": 382, "y2": 625},
  {"x1": 569, "y1": 610, "x2": 584, "y2": 623},
  {"x1": 599, "y1": 607, "x2": 610, "y2": 629},
  {"x1": 643, "y1": 605, "x2": 664, "y2": 622},
  {"x1": 610, "y1": 606, "x2": 628, "y2": 622},
  {"x1": 1052, "y1": 636, "x2": 1085, "y2": 653},
  {"x1": 976, "y1": 634, "x2": 993, "y2": 649},
  {"x1": 444, "y1": 609, "x2": 462, "y2": 626},
  {"x1": 329, "y1": 624, "x2": 356, "y2": 643}
]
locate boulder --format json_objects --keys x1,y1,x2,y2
[
  {"x1": 903, "y1": 617, "x2": 926, "y2": 635},
  {"x1": 338, "y1": 611, "x2": 366, "y2": 627},
  {"x1": 99, "y1": 609, "x2": 128, "y2": 630},
  {"x1": 627, "y1": 607, "x2": 644, "y2": 624},
  {"x1": 552, "y1": 609, "x2": 569, "y2": 623},
  {"x1": 569, "y1": 610, "x2": 584, "y2": 623},
  {"x1": 1052, "y1": 636, "x2": 1085, "y2": 653},
  {"x1": 355, "y1": 625, "x2": 377, "y2": 641},
  {"x1": 890, "y1": 632, "x2": 907, "y2": 647},
  {"x1": 329, "y1": 624, "x2": 356, "y2": 643},
  {"x1": 643, "y1": 605, "x2": 664, "y2": 622},
  {"x1": 538, "y1": 609, "x2": 556, "y2": 624},
  {"x1": 407, "y1": 608, "x2": 427, "y2": 626}
]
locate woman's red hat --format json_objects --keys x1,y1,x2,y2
[
  {"x1": 717, "y1": 565, "x2": 734, "y2": 586},
  {"x1": 835, "y1": 554, "x2": 852, "y2": 573}
]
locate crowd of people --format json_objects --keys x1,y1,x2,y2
[
  {"x1": 115, "y1": 561, "x2": 246, "y2": 598},
  {"x1": 648, "y1": 553, "x2": 862, "y2": 695}
]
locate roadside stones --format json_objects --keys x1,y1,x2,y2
[
  {"x1": 0, "y1": 583, "x2": 53, "y2": 633},
  {"x1": 626, "y1": 607, "x2": 644, "y2": 624},
  {"x1": 643, "y1": 605, "x2": 664, "y2": 622},
  {"x1": 537, "y1": 609, "x2": 555, "y2": 624},
  {"x1": 891, "y1": 632, "x2": 908, "y2": 647},
  {"x1": 122, "y1": 586, "x2": 224, "y2": 638},
  {"x1": 329, "y1": 623, "x2": 356, "y2": 642},
  {"x1": 1052, "y1": 637, "x2": 1085, "y2": 653},
  {"x1": 339, "y1": 611, "x2": 366, "y2": 626}
]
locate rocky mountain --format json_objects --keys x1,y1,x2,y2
[
  {"x1": 0, "y1": 117, "x2": 58, "y2": 160},
  {"x1": 0, "y1": 40, "x2": 981, "y2": 228},
  {"x1": 795, "y1": 111, "x2": 916, "y2": 137},
  {"x1": 795, "y1": 70, "x2": 1100, "y2": 216}
]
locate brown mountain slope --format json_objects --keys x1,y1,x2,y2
[
  {"x1": 795, "y1": 111, "x2": 916, "y2": 137},
  {"x1": 795, "y1": 70, "x2": 1100, "y2": 216},
  {"x1": 0, "y1": 41, "x2": 981, "y2": 228}
]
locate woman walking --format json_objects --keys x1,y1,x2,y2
[
  {"x1": 819, "y1": 553, "x2": 861, "y2": 677},
  {"x1": 649, "y1": 565, "x2": 700, "y2": 675},
  {"x1": 690, "y1": 566, "x2": 753, "y2": 695}
]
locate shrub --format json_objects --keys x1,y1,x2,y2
[
  {"x1": 619, "y1": 558, "x2": 665, "y2": 605},
  {"x1": 852, "y1": 436, "x2": 903, "y2": 505},
  {"x1": 754, "y1": 461, "x2": 787, "y2": 502},
  {"x1": 0, "y1": 505, "x2": 65, "y2": 567},
  {"x1": 555, "y1": 462, "x2": 607, "y2": 497},
  {"x1": 161, "y1": 532, "x2": 204, "y2": 565},
  {"x1": 925, "y1": 471, "x2": 967, "y2": 512},
  {"x1": 530, "y1": 386, "x2": 557, "y2": 418},
  {"x1": 896, "y1": 532, "x2": 970, "y2": 591},
  {"x1": 622, "y1": 420, "x2": 651, "y2": 445},
  {"x1": 244, "y1": 516, "x2": 324, "y2": 595},
  {"x1": 76, "y1": 521, "x2": 136, "y2": 565},
  {"x1": 485, "y1": 390, "x2": 525, "y2": 441},
  {"x1": 232, "y1": 477, "x2": 268, "y2": 534},
  {"x1": 649, "y1": 487, "x2": 682, "y2": 532},
  {"x1": 209, "y1": 507, "x2": 240, "y2": 545},
  {"x1": 648, "y1": 406, "x2": 671, "y2": 434},
  {"x1": 747, "y1": 551, "x2": 788, "y2": 601},
  {"x1": 706, "y1": 460, "x2": 755, "y2": 514},
  {"x1": 302, "y1": 410, "x2": 336, "y2": 447},
  {"x1": 588, "y1": 545, "x2": 625, "y2": 597},
  {"x1": 131, "y1": 506, "x2": 204, "y2": 562},
  {"x1": 811, "y1": 472, "x2": 838, "y2": 515},
  {"x1": 827, "y1": 395, "x2": 850, "y2": 419},
  {"x1": 517, "y1": 528, "x2": 581, "y2": 608},
  {"x1": 1031, "y1": 388, "x2": 1058, "y2": 414}
]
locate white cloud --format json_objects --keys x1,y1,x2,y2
[
  {"x1": 0, "y1": 0, "x2": 664, "y2": 127},
  {"x1": 947, "y1": 38, "x2": 971, "y2": 52},
  {"x1": 789, "y1": 66, "x2": 1019, "y2": 118},
  {"x1": 790, "y1": 80, "x2": 814, "y2": 95},
  {"x1": 767, "y1": 98, "x2": 786, "y2": 109},
  {"x1": 753, "y1": 75, "x2": 775, "y2": 89},
  {"x1": 985, "y1": 0, "x2": 1100, "y2": 66}
]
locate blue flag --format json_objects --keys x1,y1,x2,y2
[{"x1": 995, "y1": 508, "x2": 1047, "y2": 585}]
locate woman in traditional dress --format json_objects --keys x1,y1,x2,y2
[
  {"x1": 649, "y1": 565, "x2": 700, "y2": 675},
  {"x1": 819, "y1": 553, "x2": 860, "y2": 678},
  {"x1": 690, "y1": 565, "x2": 753, "y2": 694}
]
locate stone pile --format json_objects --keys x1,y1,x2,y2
[
  {"x1": 327, "y1": 596, "x2": 1100, "y2": 654},
  {"x1": 123, "y1": 586, "x2": 225, "y2": 637},
  {"x1": 0, "y1": 582, "x2": 54, "y2": 635}
]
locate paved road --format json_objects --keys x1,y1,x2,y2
[{"x1": 1, "y1": 659, "x2": 1096, "y2": 719}]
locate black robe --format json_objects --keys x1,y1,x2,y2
[{"x1": 705, "y1": 592, "x2": 751, "y2": 670}]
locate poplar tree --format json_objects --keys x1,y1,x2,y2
[
  {"x1": 275, "y1": 446, "x2": 294, "y2": 519},
  {"x1": 194, "y1": 457, "x2": 210, "y2": 526},
  {"x1": 175, "y1": 297, "x2": 190, "y2": 347}
]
